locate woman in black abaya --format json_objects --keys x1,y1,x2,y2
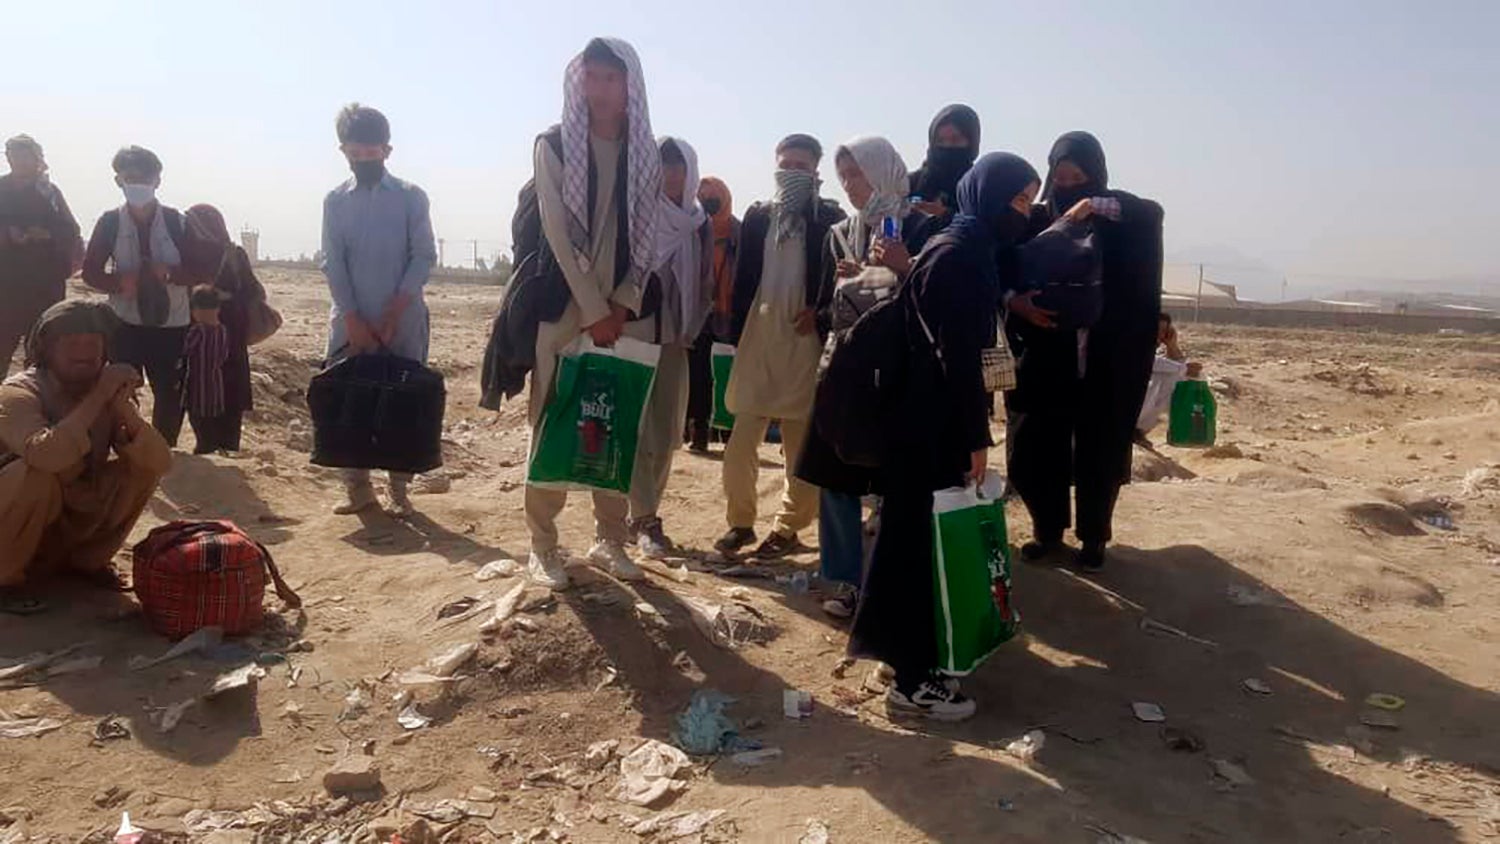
[
  {"x1": 1005, "y1": 131, "x2": 1164, "y2": 573},
  {"x1": 849, "y1": 152, "x2": 1041, "y2": 722},
  {"x1": 908, "y1": 104, "x2": 981, "y2": 219}
]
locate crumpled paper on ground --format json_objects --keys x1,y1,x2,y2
[
  {"x1": 0, "y1": 717, "x2": 64, "y2": 738},
  {"x1": 615, "y1": 740, "x2": 691, "y2": 807}
]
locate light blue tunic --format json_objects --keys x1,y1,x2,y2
[{"x1": 319, "y1": 172, "x2": 436, "y2": 363}]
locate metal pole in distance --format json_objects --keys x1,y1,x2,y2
[{"x1": 1194, "y1": 263, "x2": 1204, "y2": 323}]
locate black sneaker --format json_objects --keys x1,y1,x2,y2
[
  {"x1": 820, "y1": 587, "x2": 859, "y2": 620},
  {"x1": 1075, "y1": 543, "x2": 1106, "y2": 574},
  {"x1": 753, "y1": 531, "x2": 806, "y2": 560},
  {"x1": 887, "y1": 676, "x2": 977, "y2": 722},
  {"x1": 1021, "y1": 540, "x2": 1069, "y2": 565},
  {"x1": 714, "y1": 527, "x2": 757, "y2": 556},
  {"x1": 687, "y1": 421, "x2": 710, "y2": 453}
]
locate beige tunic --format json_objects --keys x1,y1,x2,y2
[
  {"x1": 725, "y1": 214, "x2": 821, "y2": 421},
  {"x1": 531, "y1": 134, "x2": 645, "y2": 422},
  {"x1": 0, "y1": 376, "x2": 171, "y2": 585}
]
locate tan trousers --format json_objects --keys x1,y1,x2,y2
[
  {"x1": 628, "y1": 344, "x2": 689, "y2": 522},
  {"x1": 722, "y1": 415, "x2": 817, "y2": 536},
  {"x1": 0, "y1": 458, "x2": 161, "y2": 586}
]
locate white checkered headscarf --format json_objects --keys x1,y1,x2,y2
[{"x1": 561, "y1": 38, "x2": 660, "y2": 284}]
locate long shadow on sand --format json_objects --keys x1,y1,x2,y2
[
  {"x1": 554, "y1": 541, "x2": 1494, "y2": 842},
  {"x1": 338, "y1": 508, "x2": 518, "y2": 570}
]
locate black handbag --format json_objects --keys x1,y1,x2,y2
[
  {"x1": 1020, "y1": 218, "x2": 1103, "y2": 330},
  {"x1": 307, "y1": 351, "x2": 446, "y2": 474}
]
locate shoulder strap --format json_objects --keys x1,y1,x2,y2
[
  {"x1": 541, "y1": 124, "x2": 564, "y2": 160},
  {"x1": 898, "y1": 279, "x2": 944, "y2": 371},
  {"x1": 162, "y1": 208, "x2": 185, "y2": 244},
  {"x1": 99, "y1": 209, "x2": 121, "y2": 249},
  {"x1": 830, "y1": 223, "x2": 854, "y2": 263}
]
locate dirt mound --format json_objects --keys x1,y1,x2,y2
[
  {"x1": 1309, "y1": 362, "x2": 1404, "y2": 397},
  {"x1": 1132, "y1": 447, "x2": 1196, "y2": 482},
  {"x1": 247, "y1": 347, "x2": 317, "y2": 428},
  {"x1": 1343, "y1": 502, "x2": 1425, "y2": 537},
  {"x1": 1227, "y1": 465, "x2": 1329, "y2": 492},
  {"x1": 1347, "y1": 565, "x2": 1446, "y2": 608}
]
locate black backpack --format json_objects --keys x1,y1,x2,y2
[
  {"x1": 510, "y1": 128, "x2": 564, "y2": 266},
  {"x1": 812, "y1": 280, "x2": 942, "y2": 469},
  {"x1": 480, "y1": 128, "x2": 636, "y2": 409},
  {"x1": 1019, "y1": 218, "x2": 1103, "y2": 330}
]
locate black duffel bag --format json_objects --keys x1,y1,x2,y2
[{"x1": 307, "y1": 352, "x2": 446, "y2": 474}]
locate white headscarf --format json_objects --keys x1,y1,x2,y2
[
  {"x1": 839, "y1": 136, "x2": 910, "y2": 259},
  {"x1": 560, "y1": 38, "x2": 661, "y2": 285},
  {"x1": 653, "y1": 136, "x2": 707, "y2": 342}
]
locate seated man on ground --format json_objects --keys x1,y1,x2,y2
[
  {"x1": 1134, "y1": 312, "x2": 1201, "y2": 447},
  {"x1": 0, "y1": 300, "x2": 172, "y2": 614}
]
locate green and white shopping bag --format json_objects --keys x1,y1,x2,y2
[
  {"x1": 527, "y1": 336, "x2": 660, "y2": 494},
  {"x1": 931, "y1": 474, "x2": 1020, "y2": 675},
  {"x1": 710, "y1": 342, "x2": 736, "y2": 432}
]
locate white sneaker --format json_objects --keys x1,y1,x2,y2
[
  {"x1": 886, "y1": 677, "x2": 977, "y2": 722},
  {"x1": 528, "y1": 549, "x2": 571, "y2": 591},
  {"x1": 588, "y1": 541, "x2": 645, "y2": 582}
]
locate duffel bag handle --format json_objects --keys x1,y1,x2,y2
[{"x1": 255, "y1": 541, "x2": 303, "y2": 608}]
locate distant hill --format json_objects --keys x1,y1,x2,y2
[{"x1": 1334, "y1": 289, "x2": 1500, "y2": 311}]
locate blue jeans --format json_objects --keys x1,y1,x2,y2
[{"x1": 819, "y1": 489, "x2": 864, "y2": 588}]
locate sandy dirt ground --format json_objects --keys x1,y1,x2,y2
[{"x1": 1, "y1": 268, "x2": 1498, "y2": 843}]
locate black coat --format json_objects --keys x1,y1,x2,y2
[
  {"x1": 726, "y1": 198, "x2": 845, "y2": 346},
  {"x1": 1007, "y1": 190, "x2": 1164, "y2": 486},
  {"x1": 846, "y1": 229, "x2": 1004, "y2": 677}
]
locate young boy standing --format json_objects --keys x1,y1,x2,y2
[{"x1": 525, "y1": 38, "x2": 662, "y2": 590}]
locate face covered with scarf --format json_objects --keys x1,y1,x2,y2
[
  {"x1": 698, "y1": 177, "x2": 732, "y2": 229},
  {"x1": 914, "y1": 104, "x2": 981, "y2": 206},
  {"x1": 772, "y1": 135, "x2": 823, "y2": 244},
  {"x1": 952, "y1": 152, "x2": 1041, "y2": 249},
  {"x1": 1042, "y1": 131, "x2": 1108, "y2": 216}
]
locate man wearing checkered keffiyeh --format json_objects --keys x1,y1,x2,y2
[{"x1": 525, "y1": 37, "x2": 663, "y2": 591}]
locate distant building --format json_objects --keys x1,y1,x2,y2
[
  {"x1": 1163, "y1": 264, "x2": 1240, "y2": 308},
  {"x1": 1268, "y1": 298, "x2": 1382, "y2": 314},
  {"x1": 240, "y1": 228, "x2": 260, "y2": 264}
]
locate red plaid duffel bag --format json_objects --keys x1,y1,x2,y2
[{"x1": 132, "y1": 521, "x2": 302, "y2": 640}]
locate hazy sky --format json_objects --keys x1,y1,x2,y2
[{"x1": 5, "y1": 0, "x2": 1496, "y2": 299}]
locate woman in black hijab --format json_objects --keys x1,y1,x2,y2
[
  {"x1": 1005, "y1": 131, "x2": 1164, "y2": 573},
  {"x1": 908, "y1": 105, "x2": 981, "y2": 218},
  {"x1": 849, "y1": 152, "x2": 1040, "y2": 722}
]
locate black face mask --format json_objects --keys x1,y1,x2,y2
[
  {"x1": 351, "y1": 159, "x2": 386, "y2": 186},
  {"x1": 992, "y1": 207, "x2": 1029, "y2": 247},
  {"x1": 918, "y1": 146, "x2": 974, "y2": 199},
  {"x1": 701, "y1": 197, "x2": 723, "y2": 217},
  {"x1": 1049, "y1": 184, "x2": 1091, "y2": 214}
]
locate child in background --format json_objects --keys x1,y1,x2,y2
[
  {"x1": 184, "y1": 285, "x2": 235, "y2": 454},
  {"x1": 1135, "y1": 312, "x2": 1202, "y2": 446}
]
